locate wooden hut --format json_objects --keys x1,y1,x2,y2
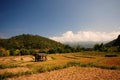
[{"x1": 33, "y1": 53, "x2": 47, "y2": 62}]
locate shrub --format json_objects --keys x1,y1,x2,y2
[
  {"x1": 0, "y1": 48, "x2": 10, "y2": 56},
  {"x1": 14, "y1": 49, "x2": 20, "y2": 56},
  {"x1": 20, "y1": 49, "x2": 30, "y2": 55},
  {"x1": 48, "y1": 49, "x2": 57, "y2": 54},
  {"x1": 105, "y1": 54, "x2": 118, "y2": 57}
]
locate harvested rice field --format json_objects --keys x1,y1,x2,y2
[
  {"x1": 7, "y1": 66, "x2": 120, "y2": 80},
  {"x1": 0, "y1": 51, "x2": 120, "y2": 80}
]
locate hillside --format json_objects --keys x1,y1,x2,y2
[
  {"x1": 0, "y1": 34, "x2": 64, "y2": 49},
  {"x1": 106, "y1": 35, "x2": 120, "y2": 47},
  {"x1": 105, "y1": 35, "x2": 120, "y2": 52}
]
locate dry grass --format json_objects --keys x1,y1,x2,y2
[
  {"x1": 7, "y1": 66, "x2": 120, "y2": 80},
  {"x1": 0, "y1": 67, "x2": 30, "y2": 74},
  {"x1": 78, "y1": 57, "x2": 101, "y2": 63},
  {"x1": 98, "y1": 57, "x2": 120, "y2": 67}
]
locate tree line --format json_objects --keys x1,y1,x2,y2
[
  {"x1": 0, "y1": 43, "x2": 119, "y2": 57},
  {"x1": 0, "y1": 45, "x2": 86, "y2": 56}
]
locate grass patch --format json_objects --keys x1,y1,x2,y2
[
  {"x1": 0, "y1": 64, "x2": 19, "y2": 69},
  {"x1": 51, "y1": 56, "x2": 56, "y2": 60},
  {"x1": 0, "y1": 71, "x2": 32, "y2": 80},
  {"x1": 64, "y1": 61, "x2": 120, "y2": 70},
  {"x1": 73, "y1": 55, "x2": 95, "y2": 59},
  {"x1": 0, "y1": 72, "x2": 15, "y2": 80},
  {"x1": 63, "y1": 56, "x2": 78, "y2": 59},
  {"x1": 98, "y1": 65, "x2": 119, "y2": 70}
]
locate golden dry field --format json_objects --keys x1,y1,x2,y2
[
  {"x1": 0, "y1": 51, "x2": 120, "y2": 80},
  {"x1": 7, "y1": 66, "x2": 120, "y2": 80}
]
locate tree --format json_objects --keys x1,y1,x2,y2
[
  {"x1": 75, "y1": 45, "x2": 82, "y2": 52},
  {"x1": 48, "y1": 49, "x2": 57, "y2": 54},
  {"x1": 94, "y1": 43, "x2": 106, "y2": 52},
  {"x1": 94, "y1": 44, "x2": 100, "y2": 51},
  {"x1": 20, "y1": 49, "x2": 30, "y2": 55}
]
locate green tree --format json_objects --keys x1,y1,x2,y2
[
  {"x1": 20, "y1": 49, "x2": 30, "y2": 55},
  {"x1": 75, "y1": 45, "x2": 82, "y2": 52},
  {"x1": 94, "y1": 43, "x2": 100, "y2": 51},
  {"x1": 48, "y1": 49, "x2": 57, "y2": 54},
  {"x1": 94, "y1": 43, "x2": 106, "y2": 52}
]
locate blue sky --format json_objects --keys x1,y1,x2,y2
[{"x1": 0, "y1": 0, "x2": 120, "y2": 42}]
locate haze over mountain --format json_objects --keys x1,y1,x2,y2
[{"x1": 50, "y1": 31, "x2": 120, "y2": 48}]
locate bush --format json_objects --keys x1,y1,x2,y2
[
  {"x1": 20, "y1": 49, "x2": 30, "y2": 55},
  {"x1": 10, "y1": 49, "x2": 15, "y2": 56},
  {"x1": 105, "y1": 54, "x2": 118, "y2": 57},
  {"x1": 0, "y1": 48, "x2": 10, "y2": 56},
  {"x1": 14, "y1": 49, "x2": 20, "y2": 56},
  {"x1": 48, "y1": 49, "x2": 57, "y2": 54}
]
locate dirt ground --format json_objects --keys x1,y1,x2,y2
[{"x1": 7, "y1": 66, "x2": 120, "y2": 80}]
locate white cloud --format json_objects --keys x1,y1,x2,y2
[{"x1": 50, "y1": 31, "x2": 120, "y2": 43}]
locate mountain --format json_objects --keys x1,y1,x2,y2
[
  {"x1": 106, "y1": 35, "x2": 120, "y2": 47},
  {"x1": 105, "y1": 35, "x2": 120, "y2": 52},
  {"x1": 0, "y1": 34, "x2": 64, "y2": 49},
  {"x1": 114, "y1": 35, "x2": 120, "y2": 46}
]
